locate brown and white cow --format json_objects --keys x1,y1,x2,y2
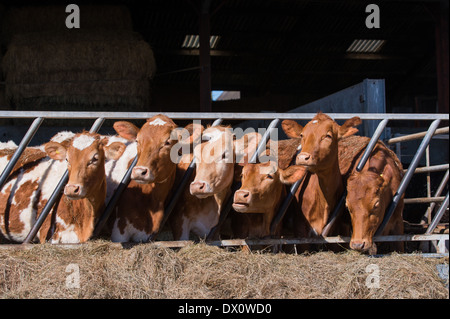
[
  {"x1": 281, "y1": 112, "x2": 361, "y2": 237},
  {"x1": 0, "y1": 132, "x2": 125, "y2": 243},
  {"x1": 343, "y1": 136, "x2": 405, "y2": 254},
  {"x1": 110, "y1": 114, "x2": 199, "y2": 242},
  {"x1": 170, "y1": 125, "x2": 261, "y2": 240}
]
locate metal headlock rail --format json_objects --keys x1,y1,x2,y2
[{"x1": 0, "y1": 110, "x2": 448, "y2": 254}]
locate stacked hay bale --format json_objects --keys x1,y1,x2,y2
[{"x1": 1, "y1": 5, "x2": 156, "y2": 115}]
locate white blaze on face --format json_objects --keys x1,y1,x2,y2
[
  {"x1": 148, "y1": 118, "x2": 167, "y2": 126},
  {"x1": 72, "y1": 135, "x2": 96, "y2": 151}
]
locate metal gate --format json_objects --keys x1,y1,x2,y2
[{"x1": 0, "y1": 110, "x2": 448, "y2": 255}]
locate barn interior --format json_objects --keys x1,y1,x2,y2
[{"x1": 0, "y1": 1, "x2": 448, "y2": 238}]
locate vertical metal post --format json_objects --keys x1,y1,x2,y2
[
  {"x1": 23, "y1": 118, "x2": 105, "y2": 244},
  {"x1": 93, "y1": 156, "x2": 138, "y2": 237},
  {"x1": 270, "y1": 145, "x2": 306, "y2": 236},
  {"x1": 148, "y1": 118, "x2": 223, "y2": 241},
  {"x1": 0, "y1": 117, "x2": 44, "y2": 190},
  {"x1": 425, "y1": 192, "x2": 449, "y2": 235},
  {"x1": 425, "y1": 145, "x2": 432, "y2": 223},
  {"x1": 375, "y1": 119, "x2": 441, "y2": 236},
  {"x1": 322, "y1": 118, "x2": 389, "y2": 237},
  {"x1": 206, "y1": 118, "x2": 280, "y2": 240},
  {"x1": 423, "y1": 170, "x2": 449, "y2": 221}
]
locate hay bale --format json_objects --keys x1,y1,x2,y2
[
  {"x1": 2, "y1": 5, "x2": 132, "y2": 44},
  {"x1": 2, "y1": 30, "x2": 156, "y2": 112}
]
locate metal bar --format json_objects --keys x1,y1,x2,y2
[
  {"x1": 1, "y1": 111, "x2": 448, "y2": 121},
  {"x1": 148, "y1": 118, "x2": 223, "y2": 241},
  {"x1": 425, "y1": 192, "x2": 449, "y2": 235},
  {"x1": 0, "y1": 117, "x2": 44, "y2": 190},
  {"x1": 93, "y1": 156, "x2": 138, "y2": 238},
  {"x1": 322, "y1": 118, "x2": 389, "y2": 237},
  {"x1": 404, "y1": 164, "x2": 449, "y2": 174},
  {"x1": 424, "y1": 170, "x2": 449, "y2": 219},
  {"x1": 404, "y1": 197, "x2": 446, "y2": 204},
  {"x1": 206, "y1": 118, "x2": 280, "y2": 240},
  {"x1": 387, "y1": 126, "x2": 449, "y2": 144},
  {"x1": 375, "y1": 119, "x2": 442, "y2": 236},
  {"x1": 270, "y1": 145, "x2": 304, "y2": 236},
  {"x1": 3, "y1": 237, "x2": 449, "y2": 255},
  {"x1": 23, "y1": 118, "x2": 105, "y2": 244}
]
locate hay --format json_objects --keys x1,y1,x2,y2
[
  {"x1": 0, "y1": 241, "x2": 448, "y2": 299},
  {"x1": 2, "y1": 30, "x2": 156, "y2": 111}
]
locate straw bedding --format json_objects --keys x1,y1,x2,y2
[{"x1": 0, "y1": 241, "x2": 448, "y2": 299}]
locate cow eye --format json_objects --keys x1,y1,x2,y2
[
  {"x1": 88, "y1": 154, "x2": 99, "y2": 166},
  {"x1": 299, "y1": 133, "x2": 303, "y2": 139},
  {"x1": 266, "y1": 174, "x2": 273, "y2": 179},
  {"x1": 164, "y1": 139, "x2": 171, "y2": 146},
  {"x1": 374, "y1": 201, "x2": 380, "y2": 209}
]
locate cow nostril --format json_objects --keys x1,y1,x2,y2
[
  {"x1": 351, "y1": 241, "x2": 365, "y2": 250},
  {"x1": 243, "y1": 192, "x2": 249, "y2": 198},
  {"x1": 199, "y1": 183, "x2": 205, "y2": 190},
  {"x1": 140, "y1": 168, "x2": 148, "y2": 176},
  {"x1": 73, "y1": 186, "x2": 80, "y2": 194}
]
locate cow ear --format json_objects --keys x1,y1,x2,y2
[
  {"x1": 234, "y1": 132, "x2": 262, "y2": 163},
  {"x1": 103, "y1": 141, "x2": 126, "y2": 160},
  {"x1": 45, "y1": 142, "x2": 67, "y2": 161},
  {"x1": 282, "y1": 120, "x2": 303, "y2": 139},
  {"x1": 279, "y1": 165, "x2": 307, "y2": 185},
  {"x1": 113, "y1": 121, "x2": 140, "y2": 141},
  {"x1": 338, "y1": 117, "x2": 362, "y2": 139}
]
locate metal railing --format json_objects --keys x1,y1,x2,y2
[{"x1": 0, "y1": 110, "x2": 448, "y2": 254}]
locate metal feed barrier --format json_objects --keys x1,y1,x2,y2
[{"x1": 0, "y1": 110, "x2": 448, "y2": 255}]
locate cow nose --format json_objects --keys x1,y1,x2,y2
[
  {"x1": 350, "y1": 241, "x2": 365, "y2": 251},
  {"x1": 297, "y1": 152, "x2": 312, "y2": 164},
  {"x1": 132, "y1": 166, "x2": 155, "y2": 182},
  {"x1": 190, "y1": 181, "x2": 206, "y2": 194},
  {"x1": 65, "y1": 184, "x2": 81, "y2": 197},
  {"x1": 234, "y1": 190, "x2": 251, "y2": 203},
  {"x1": 133, "y1": 166, "x2": 148, "y2": 177}
]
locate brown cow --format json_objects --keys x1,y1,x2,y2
[
  {"x1": 110, "y1": 115, "x2": 200, "y2": 242},
  {"x1": 281, "y1": 112, "x2": 361, "y2": 237},
  {"x1": 344, "y1": 137, "x2": 405, "y2": 254},
  {"x1": 0, "y1": 131, "x2": 126, "y2": 243},
  {"x1": 232, "y1": 160, "x2": 287, "y2": 238}
]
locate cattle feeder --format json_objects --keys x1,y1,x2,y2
[{"x1": 0, "y1": 110, "x2": 448, "y2": 255}]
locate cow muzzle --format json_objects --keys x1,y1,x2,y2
[
  {"x1": 350, "y1": 239, "x2": 377, "y2": 255},
  {"x1": 190, "y1": 181, "x2": 213, "y2": 198},
  {"x1": 131, "y1": 166, "x2": 155, "y2": 183},
  {"x1": 232, "y1": 190, "x2": 251, "y2": 212},
  {"x1": 64, "y1": 184, "x2": 85, "y2": 199},
  {"x1": 296, "y1": 152, "x2": 316, "y2": 168}
]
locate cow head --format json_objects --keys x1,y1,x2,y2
[
  {"x1": 283, "y1": 113, "x2": 361, "y2": 173},
  {"x1": 113, "y1": 115, "x2": 201, "y2": 184},
  {"x1": 45, "y1": 132, "x2": 126, "y2": 200},
  {"x1": 190, "y1": 127, "x2": 261, "y2": 198},
  {"x1": 232, "y1": 161, "x2": 284, "y2": 213},
  {"x1": 346, "y1": 170, "x2": 389, "y2": 255}
]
